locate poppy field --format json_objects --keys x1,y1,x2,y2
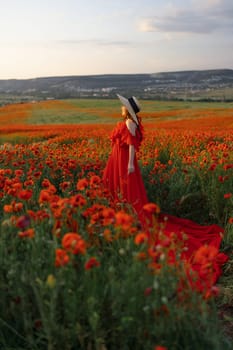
[{"x1": 0, "y1": 99, "x2": 233, "y2": 350}]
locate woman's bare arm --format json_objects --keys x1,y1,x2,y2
[
  {"x1": 126, "y1": 119, "x2": 136, "y2": 174},
  {"x1": 128, "y1": 144, "x2": 135, "y2": 173}
]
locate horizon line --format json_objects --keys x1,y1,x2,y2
[{"x1": 1, "y1": 68, "x2": 233, "y2": 81}]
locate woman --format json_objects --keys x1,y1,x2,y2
[
  {"x1": 103, "y1": 94, "x2": 228, "y2": 281},
  {"x1": 103, "y1": 94, "x2": 148, "y2": 221}
]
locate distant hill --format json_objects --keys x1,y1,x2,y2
[{"x1": 0, "y1": 69, "x2": 233, "y2": 103}]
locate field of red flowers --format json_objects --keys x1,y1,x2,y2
[{"x1": 0, "y1": 99, "x2": 232, "y2": 350}]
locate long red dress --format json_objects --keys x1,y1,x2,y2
[
  {"x1": 103, "y1": 121, "x2": 228, "y2": 282},
  {"x1": 103, "y1": 121, "x2": 148, "y2": 218}
]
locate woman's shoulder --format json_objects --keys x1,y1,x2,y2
[
  {"x1": 114, "y1": 120, "x2": 138, "y2": 138},
  {"x1": 125, "y1": 119, "x2": 136, "y2": 136}
]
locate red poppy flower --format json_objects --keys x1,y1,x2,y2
[
  {"x1": 144, "y1": 287, "x2": 152, "y2": 296},
  {"x1": 18, "y1": 228, "x2": 35, "y2": 239},
  {"x1": 84, "y1": 257, "x2": 100, "y2": 270},
  {"x1": 115, "y1": 211, "x2": 133, "y2": 230},
  {"x1": 14, "y1": 202, "x2": 23, "y2": 212},
  {"x1": 62, "y1": 233, "x2": 86, "y2": 255},
  {"x1": 3, "y1": 204, "x2": 13, "y2": 213},
  {"x1": 76, "y1": 178, "x2": 88, "y2": 191},
  {"x1": 103, "y1": 229, "x2": 112, "y2": 242},
  {"x1": 39, "y1": 190, "x2": 51, "y2": 203},
  {"x1": 18, "y1": 189, "x2": 33, "y2": 201},
  {"x1": 102, "y1": 207, "x2": 115, "y2": 226},
  {"x1": 134, "y1": 232, "x2": 148, "y2": 245},
  {"x1": 154, "y1": 346, "x2": 167, "y2": 350},
  {"x1": 42, "y1": 178, "x2": 51, "y2": 188},
  {"x1": 14, "y1": 169, "x2": 24, "y2": 177},
  {"x1": 143, "y1": 202, "x2": 160, "y2": 214},
  {"x1": 16, "y1": 215, "x2": 31, "y2": 229},
  {"x1": 69, "y1": 194, "x2": 87, "y2": 207},
  {"x1": 60, "y1": 181, "x2": 71, "y2": 191},
  {"x1": 89, "y1": 175, "x2": 101, "y2": 188},
  {"x1": 55, "y1": 248, "x2": 70, "y2": 267}
]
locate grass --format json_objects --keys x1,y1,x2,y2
[
  {"x1": 0, "y1": 98, "x2": 233, "y2": 126},
  {"x1": 141, "y1": 99, "x2": 233, "y2": 111},
  {"x1": 26, "y1": 99, "x2": 233, "y2": 125},
  {"x1": 30, "y1": 100, "x2": 102, "y2": 124}
]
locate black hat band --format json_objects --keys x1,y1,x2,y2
[{"x1": 128, "y1": 97, "x2": 140, "y2": 114}]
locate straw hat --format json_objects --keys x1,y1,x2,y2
[{"x1": 117, "y1": 94, "x2": 141, "y2": 125}]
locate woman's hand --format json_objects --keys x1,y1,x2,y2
[{"x1": 128, "y1": 164, "x2": 135, "y2": 174}]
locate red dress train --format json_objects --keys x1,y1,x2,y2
[{"x1": 103, "y1": 121, "x2": 228, "y2": 282}]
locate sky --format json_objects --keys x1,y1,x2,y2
[{"x1": 0, "y1": 0, "x2": 233, "y2": 79}]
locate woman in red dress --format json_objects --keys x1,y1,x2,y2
[
  {"x1": 103, "y1": 94, "x2": 148, "y2": 220},
  {"x1": 103, "y1": 95, "x2": 228, "y2": 281}
]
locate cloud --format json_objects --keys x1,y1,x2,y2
[
  {"x1": 54, "y1": 39, "x2": 137, "y2": 48},
  {"x1": 139, "y1": 13, "x2": 217, "y2": 34},
  {"x1": 0, "y1": 38, "x2": 143, "y2": 52},
  {"x1": 139, "y1": 0, "x2": 233, "y2": 34}
]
